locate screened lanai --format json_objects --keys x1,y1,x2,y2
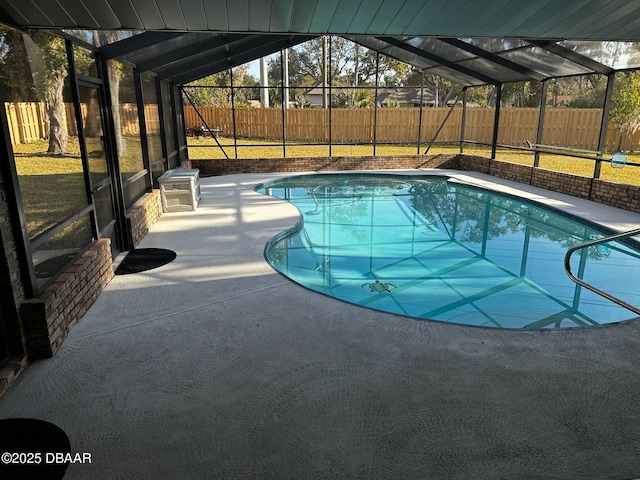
[
  {"x1": 2, "y1": 0, "x2": 640, "y2": 383},
  {"x1": 39, "y1": 30, "x2": 640, "y2": 172},
  {"x1": 5, "y1": 2, "x2": 640, "y2": 166},
  {"x1": 4, "y1": 2, "x2": 640, "y2": 479}
]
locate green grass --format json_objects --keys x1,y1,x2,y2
[
  {"x1": 13, "y1": 140, "x2": 87, "y2": 237},
  {"x1": 13, "y1": 136, "x2": 147, "y2": 237},
  {"x1": 11, "y1": 135, "x2": 640, "y2": 237},
  {"x1": 188, "y1": 137, "x2": 640, "y2": 186}
]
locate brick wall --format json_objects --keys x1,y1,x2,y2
[
  {"x1": 0, "y1": 174, "x2": 170, "y2": 392},
  {"x1": 591, "y1": 180, "x2": 640, "y2": 212},
  {"x1": 126, "y1": 189, "x2": 163, "y2": 247},
  {"x1": 21, "y1": 239, "x2": 114, "y2": 358},
  {"x1": 0, "y1": 162, "x2": 28, "y2": 394},
  {"x1": 531, "y1": 168, "x2": 592, "y2": 199},
  {"x1": 191, "y1": 154, "x2": 458, "y2": 176},
  {"x1": 457, "y1": 154, "x2": 490, "y2": 174},
  {"x1": 489, "y1": 160, "x2": 532, "y2": 184},
  {"x1": 4, "y1": 186, "x2": 164, "y2": 365},
  {"x1": 192, "y1": 153, "x2": 640, "y2": 216},
  {"x1": 459, "y1": 154, "x2": 640, "y2": 215},
  {"x1": 0, "y1": 178, "x2": 26, "y2": 353}
]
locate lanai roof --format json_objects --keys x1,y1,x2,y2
[{"x1": 2, "y1": 0, "x2": 640, "y2": 86}]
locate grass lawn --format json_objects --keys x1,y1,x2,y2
[
  {"x1": 13, "y1": 136, "x2": 146, "y2": 237},
  {"x1": 11, "y1": 135, "x2": 640, "y2": 237},
  {"x1": 187, "y1": 136, "x2": 640, "y2": 186}
]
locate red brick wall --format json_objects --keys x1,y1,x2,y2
[
  {"x1": 0, "y1": 151, "x2": 28, "y2": 393},
  {"x1": 591, "y1": 180, "x2": 640, "y2": 212},
  {"x1": 191, "y1": 154, "x2": 459, "y2": 176},
  {"x1": 21, "y1": 239, "x2": 114, "y2": 358},
  {"x1": 483, "y1": 157, "x2": 640, "y2": 215},
  {"x1": 193, "y1": 153, "x2": 640, "y2": 216},
  {"x1": 457, "y1": 154, "x2": 491, "y2": 174},
  {"x1": 489, "y1": 160, "x2": 532, "y2": 184},
  {"x1": 531, "y1": 168, "x2": 592, "y2": 199},
  {"x1": 127, "y1": 189, "x2": 163, "y2": 247}
]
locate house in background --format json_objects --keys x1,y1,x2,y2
[{"x1": 302, "y1": 86, "x2": 439, "y2": 108}]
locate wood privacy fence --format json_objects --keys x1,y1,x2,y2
[
  {"x1": 5, "y1": 102, "x2": 158, "y2": 146},
  {"x1": 184, "y1": 106, "x2": 638, "y2": 152},
  {"x1": 6, "y1": 101, "x2": 639, "y2": 152}
]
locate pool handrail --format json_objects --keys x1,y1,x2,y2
[{"x1": 564, "y1": 227, "x2": 640, "y2": 316}]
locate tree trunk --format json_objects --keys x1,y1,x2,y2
[
  {"x1": 107, "y1": 61, "x2": 123, "y2": 157},
  {"x1": 45, "y1": 72, "x2": 67, "y2": 154}
]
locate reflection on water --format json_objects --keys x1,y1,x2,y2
[{"x1": 256, "y1": 174, "x2": 640, "y2": 329}]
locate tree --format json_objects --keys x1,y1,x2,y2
[
  {"x1": 333, "y1": 88, "x2": 373, "y2": 108},
  {"x1": 356, "y1": 50, "x2": 411, "y2": 87},
  {"x1": 425, "y1": 75, "x2": 463, "y2": 107},
  {"x1": 183, "y1": 65, "x2": 258, "y2": 106},
  {"x1": 501, "y1": 81, "x2": 543, "y2": 108},
  {"x1": 266, "y1": 37, "x2": 445, "y2": 108},
  {"x1": 0, "y1": 29, "x2": 36, "y2": 102},
  {"x1": 267, "y1": 37, "x2": 361, "y2": 106},
  {"x1": 609, "y1": 71, "x2": 640, "y2": 149},
  {"x1": 21, "y1": 31, "x2": 70, "y2": 154}
]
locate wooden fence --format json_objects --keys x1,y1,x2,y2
[
  {"x1": 184, "y1": 105, "x2": 638, "y2": 152},
  {"x1": 6, "y1": 101, "x2": 639, "y2": 152},
  {"x1": 5, "y1": 102, "x2": 158, "y2": 146}
]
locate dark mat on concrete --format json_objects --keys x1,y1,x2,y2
[
  {"x1": 0, "y1": 418, "x2": 70, "y2": 479},
  {"x1": 115, "y1": 248, "x2": 176, "y2": 275}
]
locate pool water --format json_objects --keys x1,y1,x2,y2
[{"x1": 256, "y1": 174, "x2": 640, "y2": 329}]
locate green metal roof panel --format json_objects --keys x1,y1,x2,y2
[
  {"x1": 308, "y1": 0, "x2": 339, "y2": 32},
  {"x1": 436, "y1": 0, "x2": 509, "y2": 35},
  {"x1": 4, "y1": 0, "x2": 640, "y2": 40},
  {"x1": 154, "y1": 0, "x2": 187, "y2": 30},
  {"x1": 5, "y1": 0, "x2": 52, "y2": 26},
  {"x1": 204, "y1": 0, "x2": 228, "y2": 31},
  {"x1": 32, "y1": 0, "x2": 76, "y2": 26},
  {"x1": 57, "y1": 0, "x2": 121, "y2": 30},
  {"x1": 106, "y1": 0, "x2": 144, "y2": 30},
  {"x1": 227, "y1": 0, "x2": 250, "y2": 31},
  {"x1": 328, "y1": 0, "x2": 362, "y2": 33},
  {"x1": 365, "y1": 0, "x2": 412, "y2": 35},
  {"x1": 290, "y1": 0, "x2": 318, "y2": 32},
  {"x1": 4, "y1": 0, "x2": 640, "y2": 87},
  {"x1": 56, "y1": 1, "x2": 101, "y2": 29},
  {"x1": 179, "y1": 0, "x2": 208, "y2": 30}
]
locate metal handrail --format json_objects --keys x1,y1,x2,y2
[{"x1": 564, "y1": 227, "x2": 640, "y2": 316}]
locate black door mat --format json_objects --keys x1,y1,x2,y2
[
  {"x1": 115, "y1": 248, "x2": 177, "y2": 275},
  {"x1": 0, "y1": 418, "x2": 71, "y2": 480}
]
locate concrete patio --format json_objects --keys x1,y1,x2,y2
[{"x1": 1, "y1": 170, "x2": 640, "y2": 479}]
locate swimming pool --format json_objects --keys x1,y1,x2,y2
[{"x1": 256, "y1": 174, "x2": 640, "y2": 329}]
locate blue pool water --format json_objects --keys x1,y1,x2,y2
[{"x1": 256, "y1": 174, "x2": 640, "y2": 329}]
